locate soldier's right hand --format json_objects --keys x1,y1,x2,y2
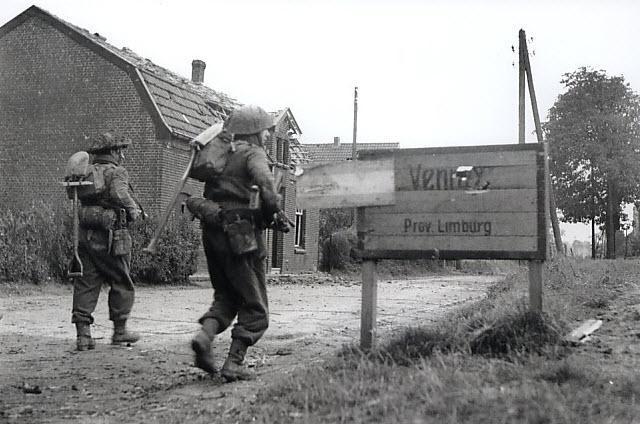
[
  {"x1": 128, "y1": 208, "x2": 142, "y2": 222},
  {"x1": 271, "y1": 211, "x2": 292, "y2": 233}
]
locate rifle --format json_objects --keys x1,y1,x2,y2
[
  {"x1": 143, "y1": 123, "x2": 223, "y2": 253},
  {"x1": 266, "y1": 156, "x2": 295, "y2": 231}
]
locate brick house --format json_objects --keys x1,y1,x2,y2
[{"x1": 0, "y1": 5, "x2": 318, "y2": 274}]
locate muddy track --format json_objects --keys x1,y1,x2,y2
[{"x1": 0, "y1": 275, "x2": 498, "y2": 423}]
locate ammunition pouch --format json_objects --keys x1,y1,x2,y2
[
  {"x1": 111, "y1": 229, "x2": 132, "y2": 256},
  {"x1": 78, "y1": 206, "x2": 117, "y2": 231},
  {"x1": 223, "y1": 214, "x2": 258, "y2": 255}
]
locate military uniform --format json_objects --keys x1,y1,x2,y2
[
  {"x1": 190, "y1": 105, "x2": 287, "y2": 381},
  {"x1": 72, "y1": 132, "x2": 141, "y2": 350},
  {"x1": 199, "y1": 139, "x2": 280, "y2": 344}
]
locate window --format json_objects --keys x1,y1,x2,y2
[
  {"x1": 294, "y1": 209, "x2": 306, "y2": 249},
  {"x1": 275, "y1": 137, "x2": 290, "y2": 165},
  {"x1": 276, "y1": 137, "x2": 284, "y2": 163}
]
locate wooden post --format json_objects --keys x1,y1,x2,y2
[
  {"x1": 352, "y1": 86, "x2": 359, "y2": 228},
  {"x1": 352, "y1": 86, "x2": 358, "y2": 161},
  {"x1": 518, "y1": 29, "x2": 526, "y2": 144},
  {"x1": 521, "y1": 30, "x2": 564, "y2": 255},
  {"x1": 528, "y1": 260, "x2": 543, "y2": 312},
  {"x1": 360, "y1": 259, "x2": 377, "y2": 349}
]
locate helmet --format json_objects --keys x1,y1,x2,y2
[
  {"x1": 87, "y1": 131, "x2": 131, "y2": 154},
  {"x1": 65, "y1": 151, "x2": 90, "y2": 179},
  {"x1": 225, "y1": 105, "x2": 274, "y2": 135}
]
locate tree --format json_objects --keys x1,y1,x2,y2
[
  {"x1": 544, "y1": 68, "x2": 640, "y2": 258},
  {"x1": 319, "y1": 208, "x2": 353, "y2": 241}
]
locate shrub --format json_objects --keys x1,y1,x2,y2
[
  {"x1": 320, "y1": 229, "x2": 356, "y2": 271},
  {"x1": 0, "y1": 200, "x2": 71, "y2": 284},
  {"x1": 129, "y1": 213, "x2": 200, "y2": 285},
  {"x1": 0, "y1": 202, "x2": 200, "y2": 285}
]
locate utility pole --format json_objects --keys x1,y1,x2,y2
[
  {"x1": 352, "y1": 86, "x2": 359, "y2": 228},
  {"x1": 518, "y1": 29, "x2": 564, "y2": 254},
  {"x1": 352, "y1": 86, "x2": 358, "y2": 161},
  {"x1": 518, "y1": 30, "x2": 526, "y2": 145}
]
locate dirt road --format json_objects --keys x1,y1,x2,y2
[{"x1": 0, "y1": 274, "x2": 499, "y2": 423}]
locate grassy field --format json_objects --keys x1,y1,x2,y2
[{"x1": 241, "y1": 258, "x2": 640, "y2": 423}]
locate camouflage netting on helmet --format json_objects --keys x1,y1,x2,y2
[{"x1": 87, "y1": 131, "x2": 131, "y2": 153}]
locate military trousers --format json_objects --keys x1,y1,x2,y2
[
  {"x1": 71, "y1": 228, "x2": 135, "y2": 324},
  {"x1": 199, "y1": 224, "x2": 268, "y2": 346}
]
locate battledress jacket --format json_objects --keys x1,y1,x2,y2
[
  {"x1": 203, "y1": 141, "x2": 281, "y2": 218},
  {"x1": 90, "y1": 157, "x2": 138, "y2": 220}
]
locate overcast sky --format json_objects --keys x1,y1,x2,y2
[
  {"x1": 2, "y1": 0, "x2": 638, "y2": 242},
  {"x1": 3, "y1": 0, "x2": 639, "y2": 149}
]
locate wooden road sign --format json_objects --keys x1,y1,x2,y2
[
  {"x1": 356, "y1": 143, "x2": 548, "y2": 261},
  {"x1": 296, "y1": 159, "x2": 395, "y2": 209}
]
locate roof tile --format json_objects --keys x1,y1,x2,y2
[{"x1": 302, "y1": 142, "x2": 399, "y2": 162}]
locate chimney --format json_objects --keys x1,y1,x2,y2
[
  {"x1": 333, "y1": 136, "x2": 340, "y2": 147},
  {"x1": 191, "y1": 59, "x2": 206, "y2": 84}
]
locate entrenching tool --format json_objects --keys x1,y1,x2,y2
[
  {"x1": 62, "y1": 151, "x2": 94, "y2": 277},
  {"x1": 143, "y1": 123, "x2": 223, "y2": 254},
  {"x1": 61, "y1": 179, "x2": 94, "y2": 277}
]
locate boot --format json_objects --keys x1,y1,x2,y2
[
  {"x1": 111, "y1": 320, "x2": 140, "y2": 345},
  {"x1": 221, "y1": 339, "x2": 255, "y2": 382},
  {"x1": 75, "y1": 322, "x2": 95, "y2": 351},
  {"x1": 191, "y1": 318, "x2": 219, "y2": 375}
]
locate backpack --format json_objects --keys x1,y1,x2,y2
[
  {"x1": 189, "y1": 135, "x2": 235, "y2": 182},
  {"x1": 64, "y1": 151, "x2": 109, "y2": 201}
]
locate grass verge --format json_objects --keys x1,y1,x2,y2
[{"x1": 241, "y1": 258, "x2": 640, "y2": 423}]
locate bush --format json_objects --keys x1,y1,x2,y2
[
  {"x1": 0, "y1": 202, "x2": 200, "y2": 285},
  {"x1": 0, "y1": 200, "x2": 71, "y2": 284},
  {"x1": 129, "y1": 213, "x2": 200, "y2": 285},
  {"x1": 320, "y1": 229, "x2": 357, "y2": 271}
]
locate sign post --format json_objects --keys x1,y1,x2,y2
[
  {"x1": 360, "y1": 256, "x2": 377, "y2": 350},
  {"x1": 298, "y1": 143, "x2": 548, "y2": 348}
]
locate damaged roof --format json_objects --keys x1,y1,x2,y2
[{"x1": 2, "y1": 5, "x2": 241, "y2": 140}]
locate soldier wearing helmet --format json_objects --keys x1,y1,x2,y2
[
  {"x1": 72, "y1": 131, "x2": 142, "y2": 351},
  {"x1": 191, "y1": 105, "x2": 286, "y2": 381}
]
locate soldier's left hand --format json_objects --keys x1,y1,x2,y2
[{"x1": 189, "y1": 139, "x2": 203, "y2": 150}]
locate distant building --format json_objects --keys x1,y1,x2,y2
[
  {"x1": 299, "y1": 136, "x2": 399, "y2": 263},
  {"x1": 302, "y1": 136, "x2": 399, "y2": 163},
  {"x1": 0, "y1": 5, "x2": 318, "y2": 274}
]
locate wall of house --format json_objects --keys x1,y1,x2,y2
[
  {"x1": 285, "y1": 178, "x2": 320, "y2": 273},
  {"x1": 266, "y1": 120, "x2": 319, "y2": 273},
  {"x1": 0, "y1": 16, "x2": 163, "y2": 211},
  {"x1": 0, "y1": 13, "x2": 319, "y2": 274}
]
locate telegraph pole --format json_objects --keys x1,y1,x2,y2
[
  {"x1": 518, "y1": 30, "x2": 526, "y2": 145},
  {"x1": 518, "y1": 29, "x2": 564, "y2": 255},
  {"x1": 352, "y1": 86, "x2": 358, "y2": 161},
  {"x1": 352, "y1": 86, "x2": 360, "y2": 229}
]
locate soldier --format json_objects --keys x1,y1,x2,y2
[
  {"x1": 72, "y1": 131, "x2": 142, "y2": 351},
  {"x1": 189, "y1": 105, "x2": 289, "y2": 381}
]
